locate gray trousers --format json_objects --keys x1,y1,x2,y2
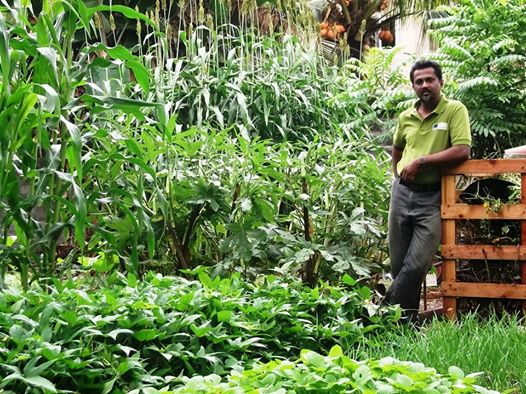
[{"x1": 385, "y1": 178, "x2": 442, "y2": 318}]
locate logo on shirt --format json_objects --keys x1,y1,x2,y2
[{"x1": 432, "y1": 122, "x2": 448, "y2": 131}]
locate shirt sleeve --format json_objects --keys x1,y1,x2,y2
[
  {"x1": 449, "y1": 102, "x2": 472, "y2": 146},
  {"x1": 392, "y1": 119, "x2": 405, "y2": 149}
]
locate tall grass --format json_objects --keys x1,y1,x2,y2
[{"x1": 351, "y1": 313, "x2": 526, "y2": 393}]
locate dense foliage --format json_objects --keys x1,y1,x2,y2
[
  {"x1": 0, "y1": 271, "x2": 401, "y2": 393},
  {"x1": 429, "y1": 0, "x2": 526, "y2": 158},
  {"x1": 175, "y1": 346, "x2": 499, "y2": 393},
  {"x1": 0, "y1": 0, "x2": 400, "y2": 287},
  {"x1": 0, "y1": 1, "x2": 521, "y2": 393}
]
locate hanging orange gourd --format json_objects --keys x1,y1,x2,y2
[
  {"x1": 379, "y1": 27, "x2": 394, "y2": 44},
  {"x1": 334, "y1": 24, "x2": 346, "y2": 34},
  {"x1": 325, "y1": 28, "x2": 336, "y2": 41}
]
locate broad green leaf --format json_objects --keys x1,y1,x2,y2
[
  {"x1": 13, "y1": 93, "x2": 38, "y2": 149},
  {"x1": 217, "y1": 310, "x2": 232, "y2": 322},
  {"x1": 328, "y1": 345, "x2": 343, "y2": 358},
  {"x1": 102, "y1": 377, "x2": 117, "y2": 394},
  {"x1": 342, "y1": 274, "x2": 356, "y2": 286},
  {"x1": 395, "y1": 373, "x2": 414, "y2": 388},
  {"x1": 107, "y1": 328, "x2": 134, "y2": 341},
  {"x1": 126, "y1": 59, "x2": 150, "y2": 94},
  {"x1": 93, "y1": 44, "x2": 134, "y2": 61},
  {"x1": 127, "y1": 273, "x2": 138, "y2": 287},
  {"x1": 23, "y1": 376, "x2": 57, "y2": 393},
  {"x1": 9, "y1": 324, "x2": 27, "y2": 342},
  {"x1": 198, "y1": 271, "x2": 214, "y2": 288},
  {"x1": 448, "y1": 366, "x2": 465, "y2": 379},
  {"x1": 36, "y1": 46, "x2": 58, "y2": 80},
  {"x1": 134, "y1": 329, "x2": 157, "y2": 342},
  {"x1": 86, "y1": 5, "x2": 157, "y2": 30},
  {"x1": 300, "y1": 349, "x2": 326, "y2": 368},
  {"x1": 0, "y1": 13, "x2": 10, "y2": 96},
  {"x1": 23, "y1": 358, "x2": 56, "y2": 379},
  {"x1": 37, "y1": 83, "x2": 60, "y2": 113},
  {"x1": 190, "y1": 322, "x2": 212, "y2": 338},
  {"x1": 116, "y1": 344, "x2": 137, "y2": 356}
]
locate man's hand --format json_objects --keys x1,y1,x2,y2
[
  {"x1": 399, "y1": 145, "x2": 470, "y2": 183},
  {"x1": 399, "y1": 157, "x2": 423, "y2": 182}
]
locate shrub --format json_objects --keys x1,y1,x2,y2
[{"x1": 429, "y1": 0, "x2": 526, "y2": 158}]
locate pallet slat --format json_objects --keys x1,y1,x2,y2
[
  {"x1": 440, "y1": 159, "x2": 526, "y2": 318},
  {"x1": 441, "y1": 245, "x2": 526, "y2": 260},
  {"x1": 441, "y1": 175, "x2": 458, "y2": 318},
  {"x1": 442, "y1": 282, "x2": 526, "y2": 299},
  {"x1": 442, "y1": 159, "x2": 526, "y2": 175},
  {"x1": 521, "y1": 173, "x2": 526, "y2": 310},
  {"x1": 442, "y1": 204, "x2": 526, "y2": 220}
]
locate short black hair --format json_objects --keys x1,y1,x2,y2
[{"x1": 409, "y1": 60, "x2": 443, "y2": 84}]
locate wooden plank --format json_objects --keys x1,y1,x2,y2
[
  {"x1": 441, "y1": 245, "x2": 526, "y2": 260},
  {"x1": 441, "y1": 175, "x2": 457, "y2": 319},
  {"x1": 522, "y1": 174, "x2": 526, "y2": 312},
  {"x1": 442, "y1": 282, "x2": 526, "y2": 299},
  {"x1": 442, "y1": 204, "x2": 526, "y2": 220},
  {"x1": 442, "y1": 175, "x2": 457, "y2": 207},
  {"x1": 442, "y1": 159, "x2": 526, "y2": 175},
  {"x1": 440, "y1": 160, "x2": 526, "y2": 316}
]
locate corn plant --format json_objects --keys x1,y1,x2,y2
[
  {"x1": 0, "y1": 1, "x2": 93, "y2": 288},
  {"x1": 0, "y1": 1, "x2": 164, "y2": 286}
]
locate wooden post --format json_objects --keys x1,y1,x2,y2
[
  {"x1": 522, "y1": 174, "x2": 526, "y2": 314},
  {"x1": 441, "y1": 174, "x2": 457, "y2": 319},
  {"x1": 440, "y1": 160, "x2": 526, "y2": 319}
]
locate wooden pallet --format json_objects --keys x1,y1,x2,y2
[{"x1": 441, "y1": 159, "x2": 526, "y2": 319}]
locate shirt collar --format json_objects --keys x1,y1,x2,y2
[{"x1": 410, "y1": 95, "x2": 449, "y2": 117}]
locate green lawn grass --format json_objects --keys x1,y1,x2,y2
[{"x1": 350, "y1": 313, "x2": 526, "y2": 393}]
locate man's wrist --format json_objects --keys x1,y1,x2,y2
[{"x1": 418, "y1": 157, "x2": 426, "y2": 168}]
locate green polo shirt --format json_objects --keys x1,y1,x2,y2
[{"x1": 393, "y1": 96, "x2": 471, "y2": 184}]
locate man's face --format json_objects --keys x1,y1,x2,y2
[{"x1": 412, "y1": 67, "x2": 443, "y2": 107}]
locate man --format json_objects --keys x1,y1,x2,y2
[{"x1": 385, "y1": 60, "x2": 471, "y2": 322}]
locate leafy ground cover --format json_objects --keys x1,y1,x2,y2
[
  {"x1": 0, "y1": 271, "x2": 400, "y2": 393},
  {"x1": 0, "y1": 271, "x2": 506, "y2": 393},
  {"x1": 350, "y1": 313, "x2": 526, "y2": 393},
  {"x1": 174, "y1": 345, "x2": 499, "y2": 394}
]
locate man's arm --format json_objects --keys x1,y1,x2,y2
[
  {"x1": 399, "y1": 144, "x2": 470, "y2": 182},
  {"x1": 392, "y1": 145, "x2": 403, "y2": 178}
]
